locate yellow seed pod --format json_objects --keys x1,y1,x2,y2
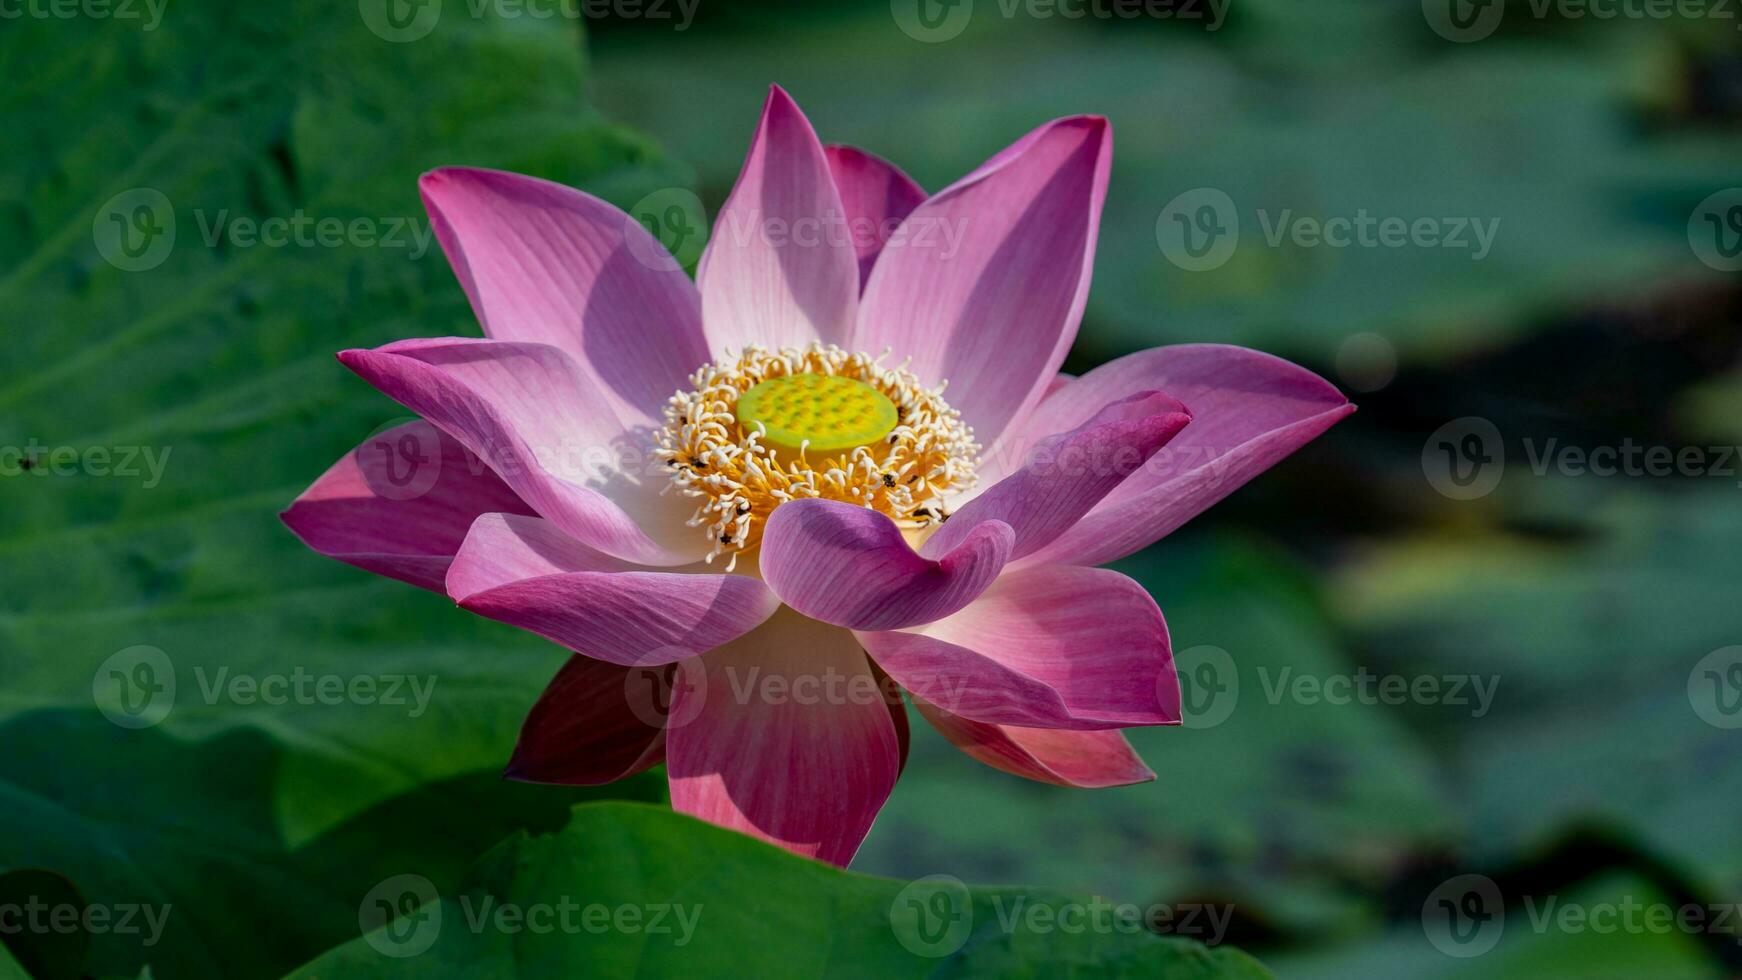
[{"x1": 734, "y1": 373, "x2": 900, "y2": 453}]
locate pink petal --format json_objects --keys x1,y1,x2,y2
[
  {"x1": 420, "y1": 167, "x2": 709, "y2": 426},
  {"x1": 1018, "y1": 345, "x2": 1355, "y2": 567},
  {"x1": 280, "y1": 420, "x2": 533, "y2": 592},
  {"x1": 759, "y1": 499, "x2": 1014, "y2": 631},
  {"x1": 698, "y1": 86, "x2": 859, "y2": 352},
  {"x1": 923, "y1": 390, "x2": 1191, "y2": 563},
  {"x1": 448, "y1": 513, "x2": 780, "y2": 668},
  {"x1": 853, "y1": 116, "x2": 1112, "y2": 448},
  {"x1": 506, "y1": 653, "x2": 666, "y2": 786},
  {"x1": 666, "y1": 609, "x2": 903, "y2": 867},
  {"x1": 856, "y1": 564, "x2": 1179, "y2": 730},
  {"x1": 337, "y1": 337, "x2": 702, "y2": 566},
  {"x1": 824, "y1": 145, "x2": 926, "y2": 293},
  {"x1": 912, "y1": 699, "x2": 1155, "y2": 788}
]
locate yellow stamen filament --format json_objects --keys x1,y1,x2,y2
[{"x1": 653, "y1": 344, "x2": 980, "y2": 570}]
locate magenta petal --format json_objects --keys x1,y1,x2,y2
[
  {"x1": 666, "y1": 610, "x2": 903, "y2": 866},
  {"x1": 337, "y1": 337, "x2": 701, "y2": 566},
  {"x1": 281, "y1": 421, "x2": 533, "y2": 592},
  {"x1": 1018, "y1": 345, "x2": 1355, "y2": 567},
  {"x1": 912, "y1": 699, "x2": 1155, "y2": 789},
  {"x1": 857, "y1": 564, "x2": 1180, "y2": 730},
  {"x1": 853, "y1": 116, "x2": 1111, "y2": 447},
  {"x1": 824, "y1": 145, "x2": 926, "y2": 293},
  {"x1": 698, "y1": 86, "x2": 859, "y2": 351},
  {"x1": 448, "y1": 513, "x2": 780, "y2": 668},
  {"x1": 760, "y1": 499, "x2": 1014, "y2": 631},
  {"x1": 420, "y1": 167, "x2": 708, "y2": 425},
  {"x1": 923, "y1": 390, "x2": 1191, "y2": 563},
  {"x1": 506, "y1": 653, "x2": 666, "y2": 786}
]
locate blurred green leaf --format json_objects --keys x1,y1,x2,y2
[
  {"x1": 857, "y1": 535, "x2": 1458, "y2": 938},
  {"x1": 1335, "y1": 489, "x2": 1742, "y2": 901},
  {"x1": 287, "y1": 801, "x2": 1276, "y2": 979},
  {"x1": 0, "y1": 2, "x2": 686, "y2": 976}
]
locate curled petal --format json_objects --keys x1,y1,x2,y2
[
  {"x1": 913, "y1": 699, "x2": 1155, "y2": 788},
  {"x1": 281, "y1": 420, "x2": 532, "y2": 592},
  {"x1": 1017, "y1": 344, "x2": 1355, "y2": 567},
  {"x1": 337, "y1": 337, "x2": 701, "y2": 566},
  {"x1": 448, "y1": 513, "x2": 779, "y2": 668},
  {"x1": 857, "y1": 564, "x2": 1179, "y2": 730},
  {"x1": 760, "y1": 499, "x2": 1014, "y2": 631},
  {"x1": 924, "y1": 390, "x2": 1191, "y2": 562}
]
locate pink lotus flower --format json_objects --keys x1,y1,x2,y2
[{"x1": 283, "y1": 86, "x2": 1352, "y2": 866}]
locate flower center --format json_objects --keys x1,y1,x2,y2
[
  {"x1": 654, "y1": 344, "x2": 980, "y2": 570},
  {"x1": 734, "y1": 373, "x2": 899, "y2": 453}
]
